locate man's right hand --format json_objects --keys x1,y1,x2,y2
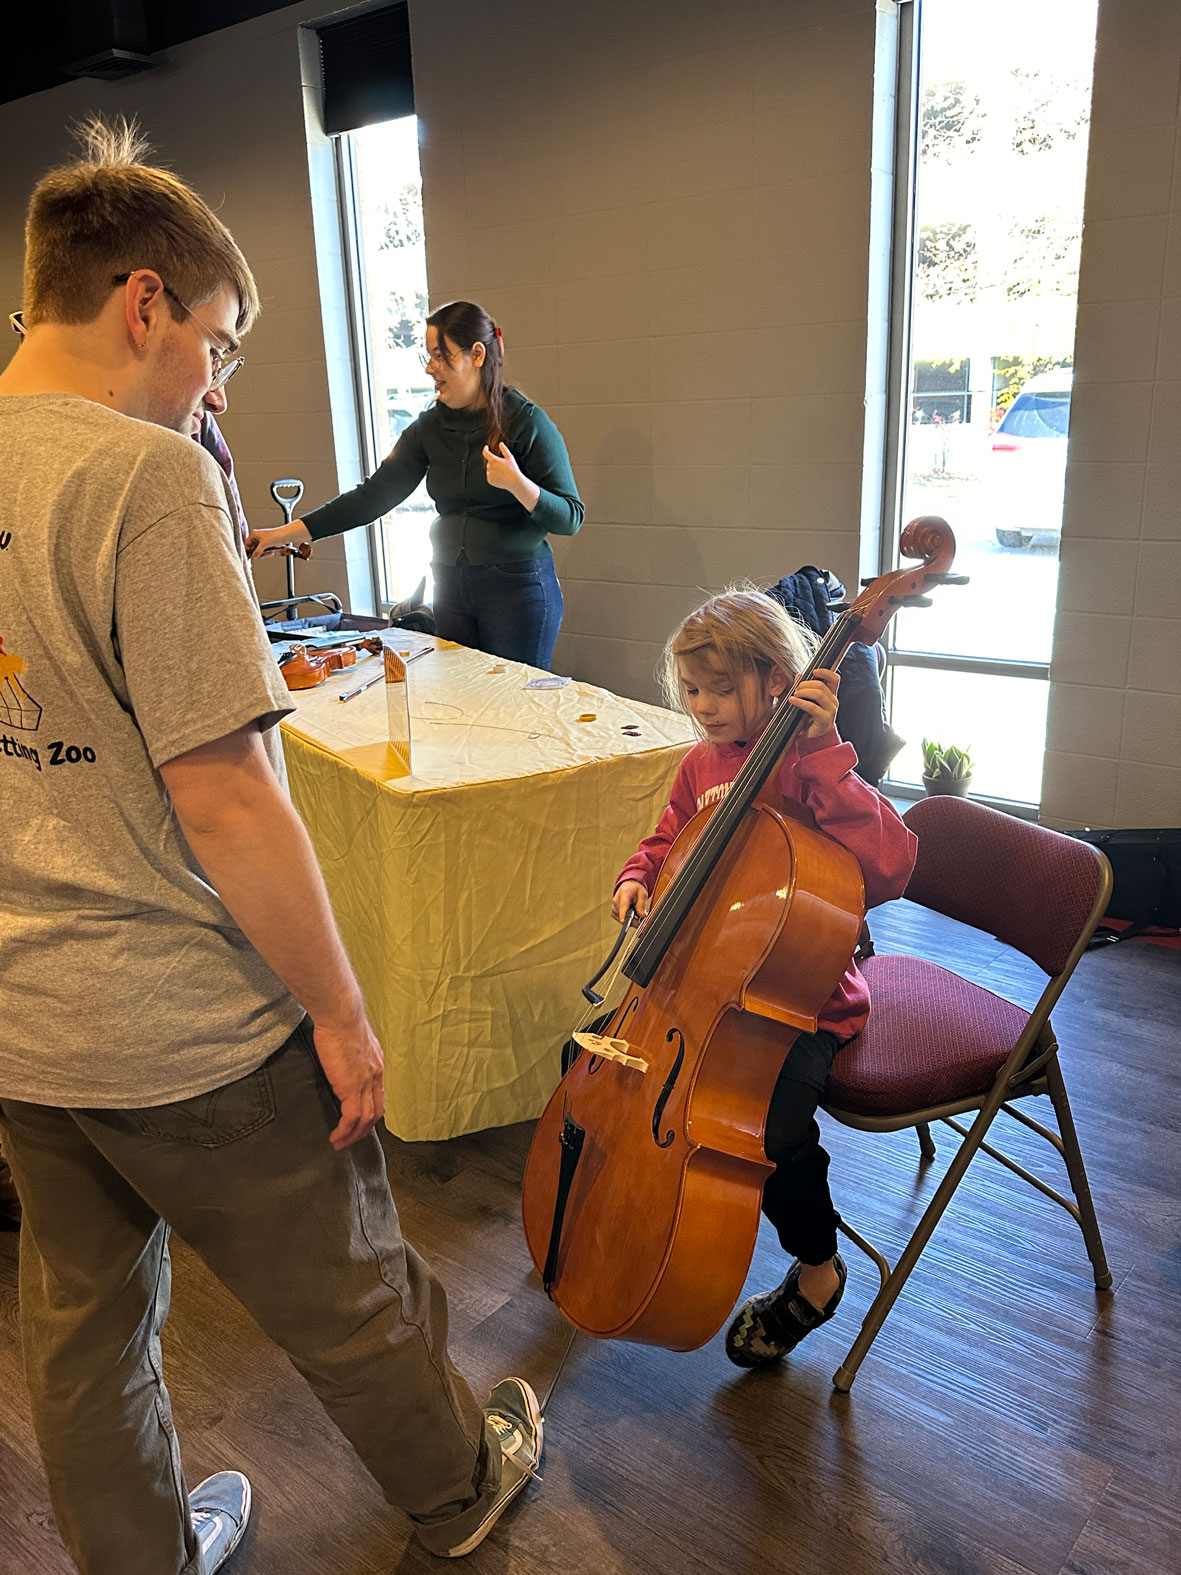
[
  {"x1": 245, "y1": 521, "x2": 310, "y2": 560},
  {"x1": 311, "y1": 1014, "x2": 386, "y2": 1150}
]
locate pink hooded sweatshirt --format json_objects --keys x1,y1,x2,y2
[{"x1": 615, "y1": 729, "x2": 917, "y2": 1040}]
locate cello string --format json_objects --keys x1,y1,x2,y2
[
  {"x1": 561, "y1": 918, "x2": 640, "y2": 1122},
  {"x1": 568, "y1": 918, "x2": 639, "y2": 1042}
]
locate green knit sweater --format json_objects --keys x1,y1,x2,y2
[{"x1": 304, "y1": 388, "x2": 583, "y2": 565}]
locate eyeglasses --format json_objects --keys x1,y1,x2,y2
[
  {"x1": 113, "y1": 271, "x2": 245, "y2": 391},
  {"x1": 9, "y1": 286, "x2": 245, "y2": 394},
  {"x1": 421, "y1": 334, "x2": 499, "y2": 374}
]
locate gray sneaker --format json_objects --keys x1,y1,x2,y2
[
  {"x1": 442, "y1": 1378, "x2": 543, "y2": 1558},
  {"x1": 190, "y1": 1471, "x2": 252, "y2": 1573}
]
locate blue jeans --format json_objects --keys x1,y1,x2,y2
[{"x1": 432, "y1": 554, "x2": 564, "y2": 669}]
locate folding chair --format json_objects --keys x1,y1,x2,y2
[{"x1": 821, "y1": 795, "x2": 1114, "y2": 1392}]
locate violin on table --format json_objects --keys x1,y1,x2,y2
[{"x1": 278, "y1": 636, "x2": 384, "y2": 691}]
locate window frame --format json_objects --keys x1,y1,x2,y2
[
  {"x1": 876, "y1": 0, "x2": 1049, "y2": 819},
  {"x1": 333, "y1": 129, "x2": 393, "y2": 612}
]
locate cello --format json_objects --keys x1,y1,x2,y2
[{"x1": 521, "y1": 517, "x2": 965, "y2": 1351}]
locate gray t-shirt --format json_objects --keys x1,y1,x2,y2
[{"x1": 0, "y1": 395, "x2": 304, "y2": 1105}]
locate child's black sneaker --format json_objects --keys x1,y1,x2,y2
[{"x1": 724, "y1": 1253, "x2": 848, "y2": 1369}]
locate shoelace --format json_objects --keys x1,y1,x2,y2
[{"x1": 486, "y1": 1411, "x2": 543, "y2": 1482}]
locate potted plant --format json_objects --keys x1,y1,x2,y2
[{"x1": 921, "y1": 738, "x2": 973, "y2": 797}]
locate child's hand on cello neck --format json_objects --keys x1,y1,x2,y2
[
  {"x1": 784, "y1": 667, "x2": 840, "y2": 739},
  {"x1": 614, "y1": 661, "x2": 844, "y2": 919}
]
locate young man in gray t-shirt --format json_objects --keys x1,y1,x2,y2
[{"x1": 0, "y1": 119, "x2": 541, "y2": 1573}]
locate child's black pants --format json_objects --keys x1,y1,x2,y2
[{"x1": 762, "y1": 1028, "x2": 843, "y2": 1267}]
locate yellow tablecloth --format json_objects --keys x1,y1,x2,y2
[{"x1": 280, "y1": 638, "x2": 693, "y2": 1140}]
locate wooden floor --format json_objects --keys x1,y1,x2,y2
[{"x1": 1, "y1": 903, "x2": 1178, "y2": 1574}]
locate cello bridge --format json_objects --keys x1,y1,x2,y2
[{"x1": 572, "y1": 1032, "x2": 649, "y2": 1073}]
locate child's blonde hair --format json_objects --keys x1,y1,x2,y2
[{"x1": 662, "y1": 586, "x2": 819, "y2": 735}]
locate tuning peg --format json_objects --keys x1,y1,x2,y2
[
  {"x1": 888, "y1": 593, "x2": 933, "y2": 607},
  {"x1": 827, "y1": 602, "x2": 851, "y2": 614},
  {"x1": 924, "y1": 572, "x2": 970, "y2": 585},
  {"x1": 860, "y1": 577, "x2": 875, "y2": 587}
]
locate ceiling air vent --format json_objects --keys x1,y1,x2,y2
[
  {"x1": 61, "y1": 2, "x2": 157, "y2": 81},
  {"x1": 62, "y1": 49, "x2": 157, "y2": 81}
]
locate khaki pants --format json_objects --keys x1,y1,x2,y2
[{"x1": 0, "y1": 1021, "x2": 500, "y2": 1574}]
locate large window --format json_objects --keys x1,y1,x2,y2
[
  {"x1": 885, "y1": 0, "x2": 1098, "y2": 806},
  {"x1": 338, "y1": 116, "x2": 433, "y2": 608}
]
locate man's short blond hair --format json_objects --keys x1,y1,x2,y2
[{"x1": 22, "y1": 116, "x2": 260, "y2": 334}]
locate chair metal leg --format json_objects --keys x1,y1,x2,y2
[
  {"x1": 832, "y1": 1103, "x2": 998, "y2": 1393},
  {"x1": 836, "y1": 1216, "x2": 890, "y2": 1292},
  {"x1": 1043, "y1": 1055, "x2": 1112, "y2": 1289},
  {"x1": 916, "y1": 1122, "x2": 936, "y2": 1161}
]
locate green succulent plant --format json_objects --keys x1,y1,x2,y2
[{"x1": 921, "y1": 738, "x2": 973, "y2": 780}]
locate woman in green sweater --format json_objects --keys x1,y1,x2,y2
[{"x1": 247, "y1": 300, "x2": 583, "y2": 669}]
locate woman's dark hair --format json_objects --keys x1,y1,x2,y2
[{"x1": 425, "y1": 300, "x2": 510, "y2": 449}]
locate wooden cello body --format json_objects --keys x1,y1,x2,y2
[
  {"x1": 521, "y1": 517, "x2": 963, "y2": 1351},
  {"x1": 522, "y1": 796, "x2": 863, "y2": 1348}
]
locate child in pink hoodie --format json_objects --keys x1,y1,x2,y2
[{"x1": 613, "y1": 589, "x2": 916, "y2": 1369}]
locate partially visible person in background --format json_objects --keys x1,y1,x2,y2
[{"x1": 194, "y1": 368, "x2": 247, "y2": 539}]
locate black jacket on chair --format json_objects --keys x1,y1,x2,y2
[{"x1": 765, "y1": 567, "x2": 904, "y2": 790}]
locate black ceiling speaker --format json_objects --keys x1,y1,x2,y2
[{"x1": 62, "y1": 0, "x2": 157, "y2": 80}]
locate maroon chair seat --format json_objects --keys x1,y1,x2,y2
[{"x1": 826, "y1": 953, "x2": 1029, "y2": 1116}]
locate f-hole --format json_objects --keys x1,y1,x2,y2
[{"x1": 651, "y1": 1028, "x2": 685, "y2": 1148}]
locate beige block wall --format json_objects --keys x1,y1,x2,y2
[
  {"x1": 408, "y1": 0, "x2": 880, "y2": 703},
  {"x1": 1043, "y1": 0, "x2": 1181, "y2": 829}
]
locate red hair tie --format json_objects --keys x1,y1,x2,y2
[{"x1": 493, "y1": 325, "x2": 503, "y2": 345}]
